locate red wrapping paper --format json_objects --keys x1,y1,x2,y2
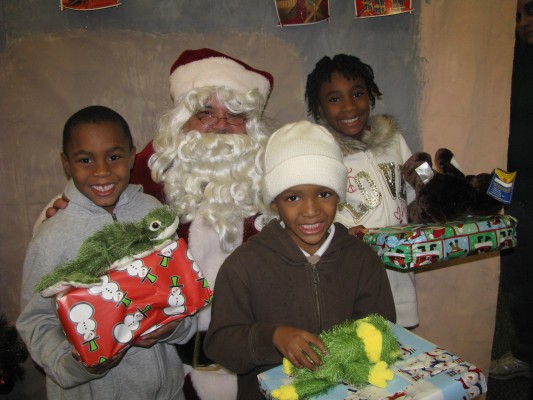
[{"x1": 55, "y1": 238, "x2": 212, "y2": 366}]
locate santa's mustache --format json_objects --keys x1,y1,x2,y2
[{"x1": 177, "y1": 130, "x2": 262, "y2": 165}]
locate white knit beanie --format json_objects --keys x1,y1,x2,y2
[{"x1": 262, "y1": 120, "x2": 347, "y2": 205}]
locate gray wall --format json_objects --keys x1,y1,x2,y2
[{"x1": 1, "y1": 1, "x2": 420, "y2": 145}]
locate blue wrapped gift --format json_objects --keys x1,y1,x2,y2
[{"x1": 258, "y1": 323, "x2": 487, "y2": 399}]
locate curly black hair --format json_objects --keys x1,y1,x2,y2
[{"x1": 305, "y1": 54, "x2": 382, "y2": 121}]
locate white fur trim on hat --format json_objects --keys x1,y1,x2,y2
[
  {"x1": 170, "y1": 55, "x2": 271, "y2": 102},
  {"x1": 262, "y1": 120, "x2": 347, "y2": 205}
]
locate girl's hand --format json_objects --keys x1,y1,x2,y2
[
  {"x1": 273, "y1": 326, "x2": 326, "y2": 371},
  {"x1": 348, "y1": 225, "x2": 368, "y2": 239}
]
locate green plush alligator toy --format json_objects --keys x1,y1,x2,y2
[
  {"x1": 272, "y1": 314, "x2": 401, "y2": 400},
  {"x1": 35, "y1": 205, "x2": 180, "y2": 297}
]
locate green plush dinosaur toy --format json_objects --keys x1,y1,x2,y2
[
  {"x1": 35, "y1": 205, "x2": 180, "y2": 297},
  {"x1": 272, "y1": 315, "x2": 401, "y2": 400}
]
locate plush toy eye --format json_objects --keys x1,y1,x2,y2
[{"x1": 149, "y1": 220, "x2": 162, "y2": 231}]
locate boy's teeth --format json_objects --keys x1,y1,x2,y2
[
  {"x1": 94, "y1": 184, "x2": 114, "y2": 191},
  {"x1": 303, "y1": 223, "x2": 320, "y2": 229}
]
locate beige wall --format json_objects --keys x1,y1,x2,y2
[{"x1": 413, "y1": 0, "x2": 516, "y2": 377}]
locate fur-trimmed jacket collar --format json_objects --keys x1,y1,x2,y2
[{"x1": 321, "y1": 114, "x2": 402, "y2": 157}]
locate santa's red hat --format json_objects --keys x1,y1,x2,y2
[{"x1": 169, "y1": 48, "x2": 274, "y2": 103}]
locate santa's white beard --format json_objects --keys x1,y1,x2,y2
[{"x1": 154, "y1": 131, "x2": 265, "y2": 253}]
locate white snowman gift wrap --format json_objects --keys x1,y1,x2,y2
[{"x1": 55, "y1": 238, "x2": 212, "y2": 366}]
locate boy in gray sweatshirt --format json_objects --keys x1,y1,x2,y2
[{"x1": 17, "y1": 105, "x2": 197, "y2": 400}]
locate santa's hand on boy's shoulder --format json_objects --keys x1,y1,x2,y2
[
  {"x1": 45, "y1": 194, "x2": 70, "y2": 219},
  {"x1": 273, "y1": 326, "x2": 326, "y2": 371},
  {"x1": 348, "y1": 225, "x2": 368, "y2": 238}
]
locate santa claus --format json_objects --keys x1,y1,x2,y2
[{"x1": 130, "y1": 48, "x2": 275, "y2": 400}]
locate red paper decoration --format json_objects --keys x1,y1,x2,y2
[
  {"x1": 60, "y1": 0, "x2": 121, "y2": 11},
  {"x1": 275, "y1": 0, "x2": 330, "y2": 27},
  {"x1": 355, "y1": 0, "x2": 413, "y2": 18}
]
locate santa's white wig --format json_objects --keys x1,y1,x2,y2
[{"x1": 149, "y1": 86, "x2": 272, "y2": 252}]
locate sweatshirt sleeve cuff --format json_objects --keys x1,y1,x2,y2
[{"x1": 249, "y1": 322, "x2": 283, "y2": 365}]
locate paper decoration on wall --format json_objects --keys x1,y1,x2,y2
[
  {"x1": 60, "y1": 0, "x2": 121, "y2": 11},
  {"x1": 354, "y1": 0, "x2": 413, "y2": 18},
  {"x1": 274, "y1": 0, "x2": 330, "y2": 27}
]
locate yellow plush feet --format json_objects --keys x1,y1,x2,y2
[
  {"x1": 271, "y1": 384, "x2": 299, "y2": 400},
  {"x1": 282, "y1": 357, "x2": 294, "y2": 376},
  {"x1": 368, "y1": 361, "x2": 394, "y2": 388}
]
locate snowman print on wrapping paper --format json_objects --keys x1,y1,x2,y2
[
  {"x1": 158, "y1": 242, "x2": 187, "y2": 315},
  {"x1": 125, "y1": 259, "x2": 157, "y2": 283},
  {"x1": 68, "y1": 302, "x2": 99, "y2": 350},
  {"x1": 158, "y1": 241, "x2": 178, "y2": 267},
  {"x1": 186, "y1": 248, "x2": 204, "y2": 280},
  {"x1": 453, "y1": 365, "x2": 485, "y2": 399},
  {"x1": 344, "y1": 383, "x2": 389, "y2": 399},
  {"x1": 164, "y1": 276, "x2": 186, "y2": 316},
  {"x1": 88, "y1": 275, "x2": 131, "y2": 307},
  {"x1": 186, "y1": 247, "x2": 212, "y2": 294},
  {"x1": 113, "y1": 305, "x2": 152, "y2": 344},
  {"x1": 397, "y1": 347, "x2": 460, "y2": 380}
]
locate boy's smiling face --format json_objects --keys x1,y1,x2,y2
[
  {"x1": 318, "y1": 72, "x2": 371, "y2": 139},
  {"x1": 270, "y1": 184, "x2": 339, "y2": 255},
  {"x1": 61, "y1": 121, "x2": 136, "y2": 214}
]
